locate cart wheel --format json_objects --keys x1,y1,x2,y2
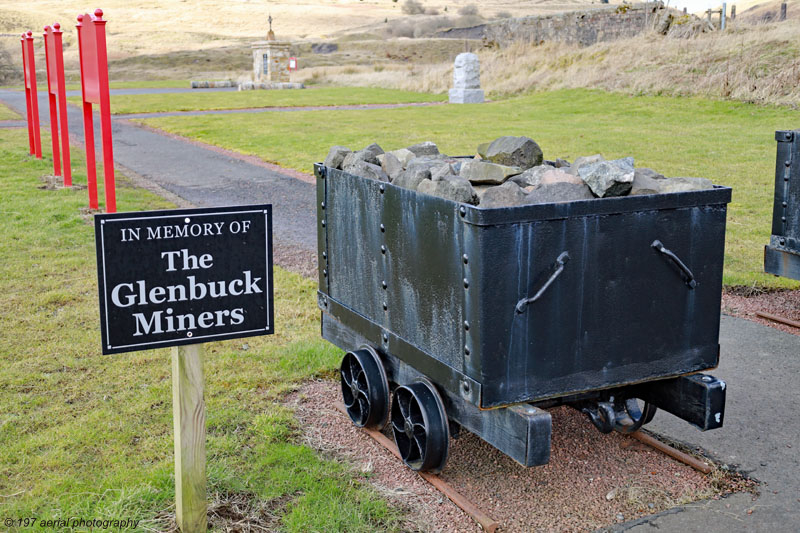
[
  {"x1": 614, "y1": 398, "x2": 657, "y2": 434},
  {"x1": 391, "y1": 379, "x2": 449, "y2": 473},
  {"x1": 340, "y1": 347, "x2": 390, "y2": 429}
]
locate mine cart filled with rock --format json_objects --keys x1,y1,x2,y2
[{"x1": 315, "y1": 136, "x2": 731, "y2": 473}]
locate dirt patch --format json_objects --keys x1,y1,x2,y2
[
  {"x1": 78, "y1": 206, "x2": 103, "y2": 224},
  {"x1": 148, "y1": 491, "x2": 291, "y2": 533},
  {"x1": 722, "y1": 287, "x2": 800, "y2": 336},
  {"x1": 38, "y1": 174, "x2": 85, "y2": 191},
  {"x1": 288, "y1": 379, "x2": 753, "y2": 532}
]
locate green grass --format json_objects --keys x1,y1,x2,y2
[
  {"x1": 0, "y1": 128, "x2": 400, "y2": 532},
  {"x1": 139, "y1": 88, "x2": 800, "y2": 289},
  {"x1": 0, "y1": 102, "x2": 20, "y2": 120},
  {"x1": 67, "y1": 87, "x2": 445, "y2": 114}
]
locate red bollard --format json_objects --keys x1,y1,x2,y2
[
  {"x1": 22, "y1": 31, "x2": 42, "y2": 159},
  {"x1": 44, "y1": 23, "x2": 72, "y2": 187},
  {"x1": 77, "y1": 9, "x2": 115, "y2": 212}
]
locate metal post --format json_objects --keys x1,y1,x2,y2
[
  {"x1": 780, "y1": 2, "x2": 787, "y2": 21},
  {"x1": 721, "y1": 3, "x2": 727, "y2": 30}
]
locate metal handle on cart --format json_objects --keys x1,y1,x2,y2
[
  {"x1": 652, "y1": 240, "x2": 697, "y2": 289},
  {"x1": 515, "y1": 251, "x2": 570, "y2": 314}
]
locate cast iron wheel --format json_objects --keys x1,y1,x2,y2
[
  {"x1": 390, "y1": 379, "x2": 449, "y2": 473},
  {"x1": 614, "y1": 398, "x2": 657, "y2": 434},
  {"x1": 340, "y1": 347, "x2": 390, "y2": 429}
]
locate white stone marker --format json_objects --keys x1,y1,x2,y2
[{"x1": 449, "y1": 52, "x2": 484, "y2": 104}]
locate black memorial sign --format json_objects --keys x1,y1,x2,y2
[{"x1": 95, "y1": 205, "x2": 273, "y2": 354}]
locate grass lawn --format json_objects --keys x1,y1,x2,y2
[
  {"x1": 68, "y1": 87, "x2": 445, "y2": 115},
  {"x1": 0, "y1": 128, "x2": 400, "y2": 531},
  {"x1": 0, "y1": 102, "x2": 20, "y2": 120},
  {"x1": 139, "y1": 88, "x2": 800, "y2": 289}
]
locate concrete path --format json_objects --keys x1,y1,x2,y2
[
  {"x1": 614, "y1": 315, "x2": 800, "y2": 533},
  {"x1": 3, "y1": 88, "x2": 799, "y2": 532},
  {"x1": 113, "y1": 101, "x2": 443, "y2": 120},
  {"x1": 0, "y1": 88, "x2": 316, "y2": 256}
]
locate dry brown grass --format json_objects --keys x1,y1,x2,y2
[{"x1": 296, "y1": 17, "x2": 800, "y2": 107}]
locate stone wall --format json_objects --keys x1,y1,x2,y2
[{"x1": 435, "y1": 3, "x2": 665, "y2": 47}]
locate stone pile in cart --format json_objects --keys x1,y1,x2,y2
[{"x1": 323, "y1": 136, "x2": 714, "y2": 207}]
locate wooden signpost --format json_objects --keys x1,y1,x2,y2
[
  {"x1": 43, "y1": 23, "x2": 72, "y2": 186},
  {"x1": 94, "y1": 205, "x2": 274, "y2": 532},
  {"x1": 77, "y1": 9, "x2": 115, "y2": 212},
  {"x1": 21, "y1": 31, "x2": 41, "y2": 160}
]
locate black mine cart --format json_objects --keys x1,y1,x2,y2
[
  {"x1": 314, "y1": 162, "x2": 731, "y2": 473},
  {"x1": 765, "y1": 130, "x2": 800, "y2": 281}
]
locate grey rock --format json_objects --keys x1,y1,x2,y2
[
  {"x1": 380, "y1": 152, "x2": 405, "y2": 182},
  {"x1": 555, "y1": 158, "x2": 571, "y2": 168},
  {"x1": 431, "y1": 163, "x2": 456, "y2": 181},
  {"x1": 393, "y1": 160, "x2": 440, "y2": 191},
  {"x1": 460, "y1": 160, "x2": 523, "y2": 185},
  {"x1": 343, "y1": 143, "x2": 385, "y2": 168},
  {"x1": 636, "y1": 168, "x2": 666, "y2": 180},
  {"x1": 324, "y1": 146, "x2": 351, "y2": 169},
  {"x1": 509, "y1": 164, "x2": 553, "y2": 188},
  {"x1": 343, "y1": 160, "x2": 389, "y2": 182},
  {"x1": 630, "y1": 168, "x2": 666, "y2": 196},
  {"x1": 614, "y1": 156, "x2": 635, "y2": 170},
  {"x1": 417, "y1": 175, "x2": 479, "y2": 205},
  {"x1": 407, "y1": 141, "x2": 440, "y2": 157},
  {"x1": 359, "y1": 142, "x2": 385, "y2": 164},
  {"x1": 311, "y1": 43, "x2": 338, "y2": 54},
  {"x1": 540, "y1": 168, "x2": 584, "y2": 186},
  {"x1": 473, "y1": 184, "x2": 492, "y2": 200},
  {"x1": 485, "y1": 136, "x2": 543, "y2": 169},
  {"x1": 658, "y1": 176, "x2": 714, "y2": 193},
  {"x1": 388, "y1": 148, "x2": 416, "y2": 167},
  {"x1": 479, "y1": 181, "x2": 529, "y2": 208},
  {"x1": 525, "y1": 182, "x2": 595, "y2": 205},
  {"x1": 578, "y1": 160, "x2": 634, "y2": 197},
  {"x1": 476, "y1": 142, "x2": 490, "y2": 159},
  {"x1": 342, "y1": 143, "x2": 383, "y2": 170},
  {"x1": 567, "y1": 154, "x2": 605, "y2": 176}
]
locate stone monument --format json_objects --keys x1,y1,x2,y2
[
  {"x1": 449, "y1": 53, "x2": 484, "y2": 104},
  {"x1": 251, "y1": 15, "x2": 291, "y2": 84}
]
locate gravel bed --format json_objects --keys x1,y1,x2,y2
[
  {"x1": 722, "y1": 287, "x2": 800, "y2": 336},
  {"x1": 287, "y1": 380, "x2": 735, "y2": 532}
]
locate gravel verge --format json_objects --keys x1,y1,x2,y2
[
  {"x1": 722, "y1": 287, "x2": 800, "y2": 336},
  {"x1": 287, "y1": 380, "x2": 751, "y2": 532}
]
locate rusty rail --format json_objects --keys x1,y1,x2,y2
[
  {"x1": 630, "y1": 430, "x2": 712, "y2": 474},
  {"x1": 756, "y1": 311, "x2": 800, "y2": 329},
  {"x1": 333, "y1": 402, "x2": 499, "y2": 533}
]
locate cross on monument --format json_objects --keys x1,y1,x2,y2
[{"x1": 267, "y1": 14, "x2": 275, "y2": 40}]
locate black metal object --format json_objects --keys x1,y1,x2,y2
[
  {"x1": 632, "y1": 373, "x2": 726, "y2": 431},
  {"x1": 324, "y1": 311, "x2": 552, "y2": 467},
  {"x1": 340, "y1": 347, "x2": 390, "y2": 429},
  {"x1": 765, "y1": 130, "x2": 800, "y2": 281},
  {"x1": 391, "y1": 379, "x2": 450, "y2": 472},
  {"x1": 94, "y1": 205, "x2": 274, "y2": 354},
  {"x1": 316, "y1": 162, "x2": 730, "y2": 469}
]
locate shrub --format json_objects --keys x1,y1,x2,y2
[
  {"x1": 402, "y1": 0, "x2": 425, "y2": 15},
  {"x1": 459, "y1": 4, "x2": 479, "y2": 16}
]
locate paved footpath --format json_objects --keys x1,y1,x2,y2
[
  {"x1": 0, "y1": 88, "x2": 317, "y2": 257},
  {"x1": 2, "y1": 88, "x2": 799, "y2": 532}
]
